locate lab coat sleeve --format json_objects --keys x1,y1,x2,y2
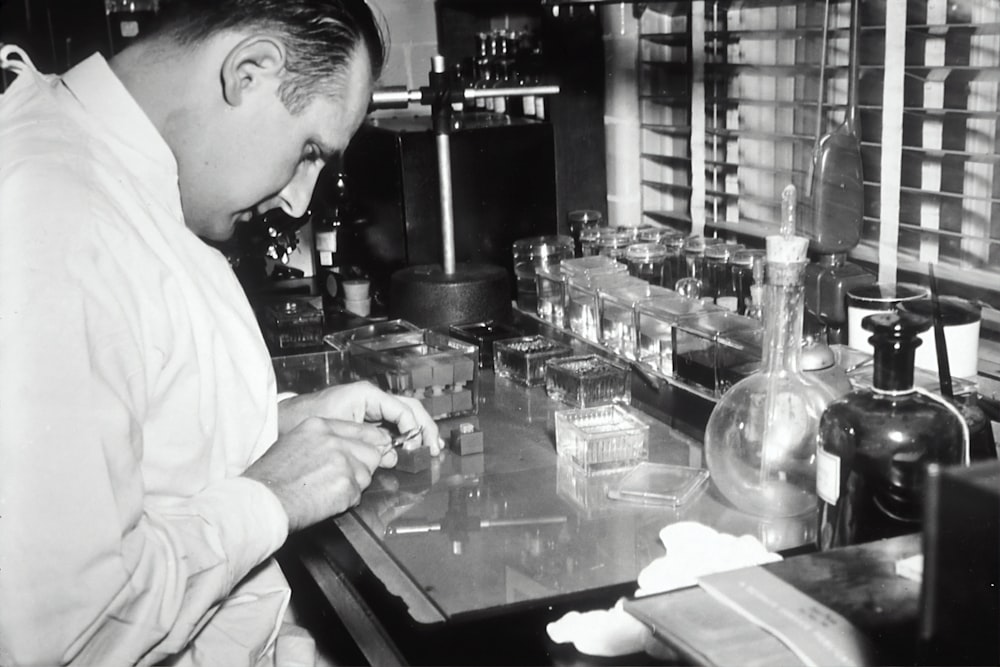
[{"x1": 0, "y1": 162, "x2": 289, "y2": 665}]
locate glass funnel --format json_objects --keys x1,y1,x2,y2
[{"x1": 704, "y1": 232, "x2": 836, "y2": 518}]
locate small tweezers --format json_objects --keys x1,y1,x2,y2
[{"x1": 391, "y1": 427, "x2": 422, "y2": 448}]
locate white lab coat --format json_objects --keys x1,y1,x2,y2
[{"x1": 0, "y1": 50, "x2": 308, "y2": 666}]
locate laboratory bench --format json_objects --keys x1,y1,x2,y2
[{"x1": 270, "y1": 310, "x2": 994, "y2": 666}]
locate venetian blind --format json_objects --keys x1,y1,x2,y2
[{"x1": 637, "y1": 0, "x2": 1000, "y2": 310}]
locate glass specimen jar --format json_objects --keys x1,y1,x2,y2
[
  {"x1": 815, "y1": 311, "x2": 969, "y2": 550},
  {"x1": 624, "y1": 242, "x2": 669, "y2": 286},
  {"x1": 512, "y1": 234, "x2": 574, "y2": 312},
  {"x1": 704, "y1": 229, "x2": 837, "y2": 518},
  {"x1": 568, "y1": 209, "x2": 604, "y2": 257},
  {"x1": 535, "y1": 264, "x2": 566, "y2": 327},
  {"x1": 595, "y1": 229, "x2": 632, "y2": 263}
]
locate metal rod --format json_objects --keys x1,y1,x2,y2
[
  {"x1": 464, "y1": 85, "x2": 560, "y2": 100},
  {"x1": 437, "y1": 130, "x2": 456, "y2": 274}
]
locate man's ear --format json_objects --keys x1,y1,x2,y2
[{"x1": 220, "y1": 35, "x2": 286, "y2": 107}]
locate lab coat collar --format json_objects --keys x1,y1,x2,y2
[{"x1": 61, "y1": 53, "x2": 178, "y2": 186}]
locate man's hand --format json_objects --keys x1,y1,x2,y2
[
  {"x1": 278, "y1": 380, "x2": 443, "y2": 454},
  {"x1": 243, "y1": 416, "x2": 395, "y2": 532}
]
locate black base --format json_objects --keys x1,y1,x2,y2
[{"x1": 389, "y1": 263, "x2": 511, "y2": 328}]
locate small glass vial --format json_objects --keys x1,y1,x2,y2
[
  {"x1": 702, "y1": 243, "x2": 733, "y2": 307},
  {"x1": 660, "y1": 232, "x2": 685, "y2": 296},
  {"x1": 816, "y1": 311, "x2": 968, "y2": 550},
  {"x1": 624, "y1": 242, "x2": 669, "y2": 286},
  {"x1": 579, "y1": 226, "x2": 603, "y2": 257}
]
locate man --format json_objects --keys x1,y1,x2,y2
[{"x1": 0, "y1": 1, "x2": 441, "y2": 665}]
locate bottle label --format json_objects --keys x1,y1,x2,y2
[
  {"x1": 816, "y1": 447, "x2": 840, "y2": 505},
  {"x1": 315, "y1": 230, "x2": 337, "y2": 253}
]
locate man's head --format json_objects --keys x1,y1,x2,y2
[{"x1": 113, "y1": 0, "x2": 386, "y2": 240}]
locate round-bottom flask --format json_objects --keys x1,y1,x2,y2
[{"x1": 705, "y1": 243, "x2": 835, "y2": 518}]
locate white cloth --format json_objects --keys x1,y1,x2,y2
[
  {"x1": 0, "y1": 50, "x2": 298, "y2": 666},
  {"x1": 546, "y1": 521, "x2": 783, "y2": 657}
]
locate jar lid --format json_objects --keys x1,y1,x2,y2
[
  {"x1": 898, "y1": 296, "x2": 981, "y2": 326},
  {"x1": 732, "y1": 248, "x2": 766, "y2": 267},
  {"x1": 704, "y1": 244, "x2": 732, "y2": 261},
  {"x1": 512, "y1": 234, "x2": 574, "y2": 255},
  {"x1": 568, "y1": 209, "x2": 604, "y2": 226},
  {"x1": 625, "y1": 242, "x2": 668, "y2": 262},
  {"x1": 847, "y1": 283, "x2": 929, "y2": 306},
  {"x1": 683, "y1": 235, "x2": 707, "y2": 253}
]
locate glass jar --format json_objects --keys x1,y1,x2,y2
[
  {"x1": 579, "y1": 226, "x2": 603, "y2": 257},
  {"x1": 595, "y1": 229, "x2": 631, "y2": 264},
  {"x1": 624, "y1": 242, "x2": 669, "y2": 286},
  {"x1": 660, "y1": 232, "x2": 685, "y2": 296},
  {"x1": 568, "y1": 209, "x2": 604, "y2": 257},
  {"x1": 816, "y1": 311, "x2": 968, "y2": 550},
  {"x1": 676, "y1": 235, "x2": 707, "y2": 297},
  {"x1": 731, "y1": 249, "x2": 766, "y2": 316},
  {"x1": 704, "y1": 235, "x2": 837, "y2": 518},
  {"x1": 512, "y1": 235, "x2": 574, "y2": 312}
]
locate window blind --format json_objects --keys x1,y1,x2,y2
[{"x1": 637, "y1": 0, "x2": 1000, "y2": 311}]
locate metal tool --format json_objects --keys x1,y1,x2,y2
[{"x1": 390, "y1": 426, "x2": 423, "y2": 449}]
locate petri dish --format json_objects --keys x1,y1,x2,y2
[{"x1": 608, "y1": 462, "x2": 710, "y2": 507}]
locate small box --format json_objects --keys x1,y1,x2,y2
[
  {"x1": 449, "y1": 320, "x2": 523, "y2": 369},
  {"x1": 493, "y1": 335, "x2": 574, "y2": 386},
  {"x1": 261, "y1": 299, "x2": 324, "y2": 351},
  {"x1": 673, "y1": 310, "x2": 763, "y2": 396},
  {"x1": 608, "y1": 462, "x2": 710, "y2": 507},
  {"x1": 554, "y1": 405, "x2": 649, "y2": 474},
  {"x1": 545, "y1": 354, "x2": 631, "y2": 407}
]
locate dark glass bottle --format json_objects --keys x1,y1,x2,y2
[
  {"x1": 816, "y1": 311, "x2": 968, "y2": 550},
  {"x1": 312, "y1": 173, "x2": 348, "y2": 314}
]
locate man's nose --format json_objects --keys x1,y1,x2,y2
[{"x1": 277, "y1": 162, "x2": 322, "y2": 219}]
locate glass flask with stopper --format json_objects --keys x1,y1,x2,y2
[
  {"x1": 815, "y1": 310, "x2": 968, "y2": 550},
  {"x1": 705, "y1": 185, "x2": 836, "y2": 518}
]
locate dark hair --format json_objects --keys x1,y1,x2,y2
[{"x1": 148, "y1": 0, "x2": 386, "y2": 112}]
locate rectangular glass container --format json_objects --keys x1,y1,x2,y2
[
  {"x1": 448, "y1": 320, "x2": 523, "y2": 369},
  {"x1": 635, "y1": 295, "x2": 723, "y2": 376},
  {"x1": 493, "y1": 335, "x2": 574, "y2": 386},
  {"x1": 545, "y1": 354, "x2": 631, "y2": 407},
  {"x1": 535, "y1": 265, "x2": 566, "y2": 328},
  {"x1": 345, "y1": 328, "x2": 479, "y2": 419},
  {"x1": 554, "y1": 405, "x2": 650, "y2": 474},
  {"x1": 598, "y1": 284, "x2": 677, "y2": 359},
  {"x1": 566, "y1": 274, "x2": 644, "y2": 343},
  {"x1": 673, "y1": 310, "x2": 763, "y2": 396},
  {"x1": 260, "y1": 299, "x2": 324, "y2": 351}
]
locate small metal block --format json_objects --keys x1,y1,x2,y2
[
  {"x1": 450, "y1": 389, "x2": 474, "y2": 414},
  {"x1": 449, "y1": 427, "x2": 484, "y2": 456},
  {"x1": 427, "y1": 394, "x2": 453, "y2": 419},
  {"x1": 453, "y1": 357, "x2": 475, "y2": 385},
  {"x1": 395, "y1": 445, "x2": 432, "y2": 474}
]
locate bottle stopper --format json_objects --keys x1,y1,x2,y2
[{"x1": 766, "y1": 183, "x2": 809, "y2": 264}]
